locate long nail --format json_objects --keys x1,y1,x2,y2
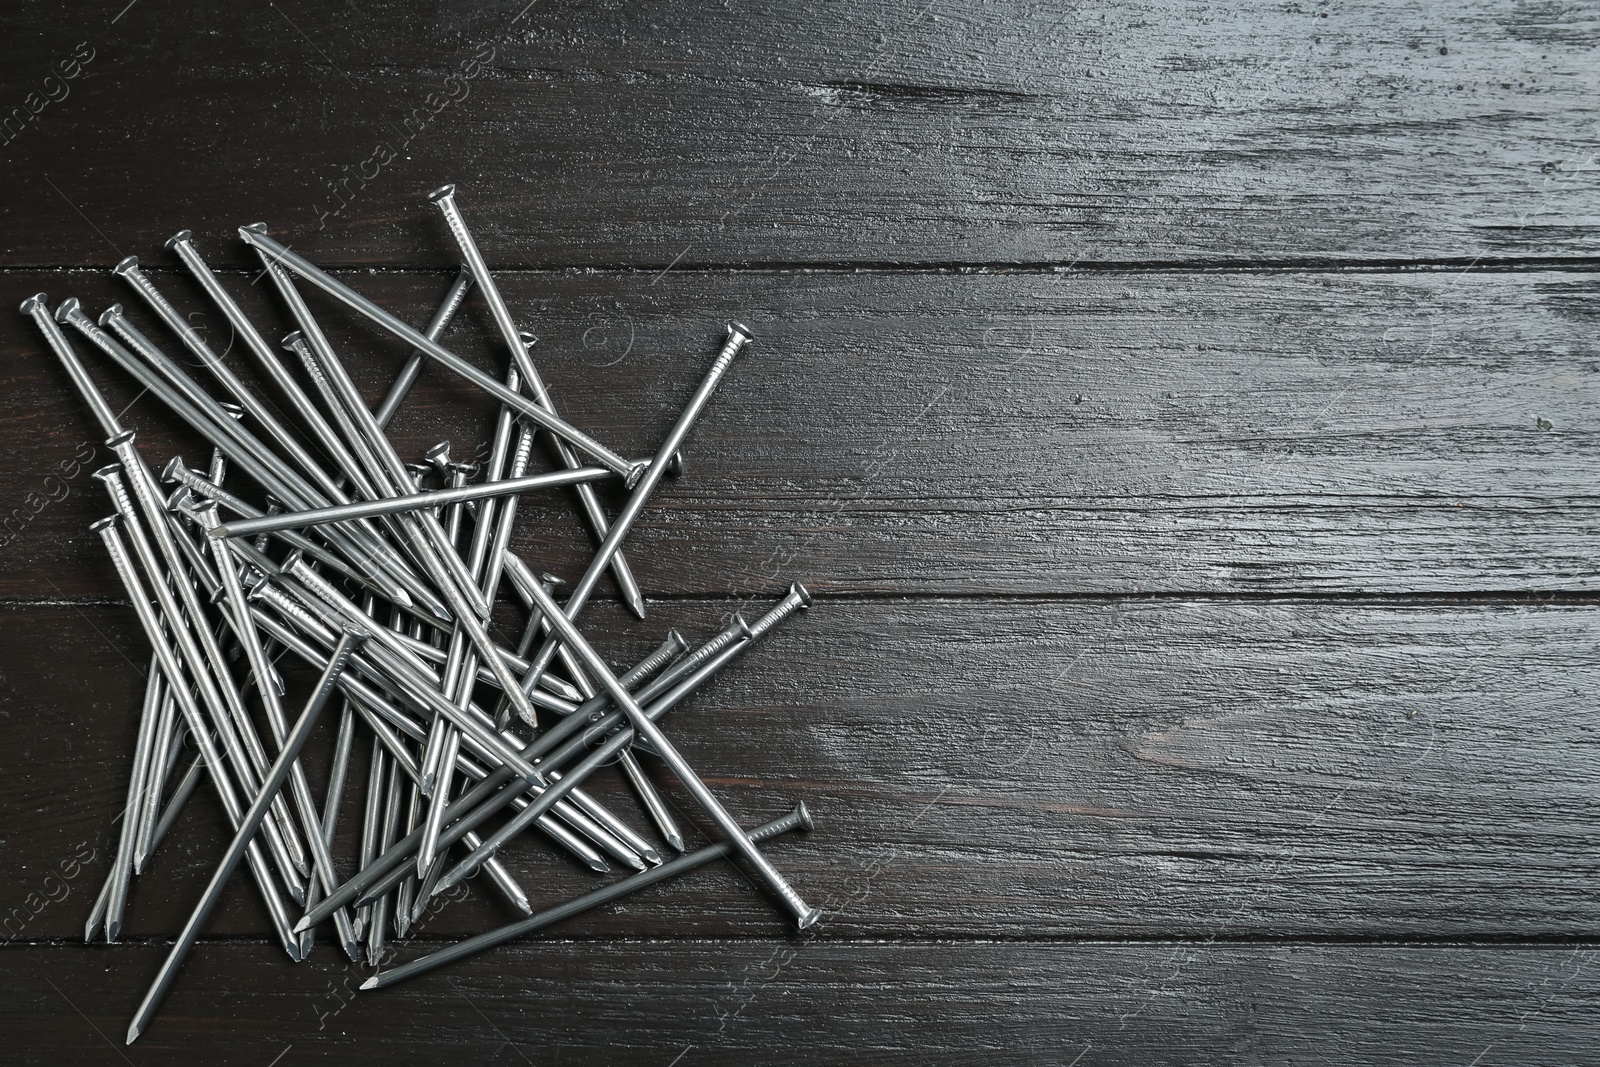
[
  {"x1": 92, "y1": 516, "x2": 301, "y2": 958},
  {"x1": 524, "y1": 325, "x2": 749, "y2": 686},
  {"x1": 366, "y1": 804, "x2": 813, "y2": 990},
  {"x1": 495, "y1": 577, "x2": 818, "y2": 926},
  {"x1": 292, "y1": 632, "x2": 689, "y2": 931},
  {"x1": 618, "y1": 749, "x2": 685, "y2": 852},
  {"x1": 20, "y1": 293, "x2": 124, "y2": 437},
  {"x1": 93, "y1": 458, "x2": 308, "y2": 899},
  {"x1": 429, "y1": 189, "x2": 648, "y2": 616},
  {"x1": 208, "y1": 465, "x2": 614, "y2": 539},
  {"x1": 238, "y1": 224, "x2": 638, "y2": 478},
  {"x1": 374, "y1": 265, "x2": 475, "y2": 429},
  {"x1": 127, "y1": 627, "x2": 365, "y2": 1044}
]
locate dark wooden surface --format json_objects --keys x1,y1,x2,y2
[{"x1": 0, "y1": 1, "x2": 1596, "y2": 1063}]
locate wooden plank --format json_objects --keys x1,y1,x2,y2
[
  {"x1": 4, "y1": 597, "x2": 1598, "y2": 942},
  {"x1": 0, "y1": 0, "x2": 1594, "y2": 267},
  {"x1": 2, "y1": 940, "x2": 1596, "y2": 1064},
  {"x1": 0, "y1": 268, "x2": 1593, "y2": 598}
]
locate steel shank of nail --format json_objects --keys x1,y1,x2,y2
[
  {"x1": 263, "y1": 267, "x2": 537, "y2": 727},
  {"x1": 522, "y1": 323, "x2": 749, "y2": 690},
  {"x1": 208, "y1": 466, "x2": 616, "y2": 539},
  {"x1": 58, "y1": 297, "x2": 425, "y2": 612},
  {"x1": 24, "y1": 208, "x2": 822, "y2": 1039},
  {"x1": 429, "y1": 187, "x2": 648, "y2": 619},
  {"x1": 237, "y1": 224, "x2": 642, "y2": 480}
]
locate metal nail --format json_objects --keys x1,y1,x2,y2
[
  {"x1": 474, "y1": 576, "x2": 818, "y2": 926},
  {"x1": 524, "y1": 324, "x2": 749, "y2": 686},
  {"x1": 237, "y1": 224, "x2": 640, "y2": 479},
  {"x1": 92, "y1": 515, "x2": 302, "y2": 959},
  {"x1": 293, "y1": 634, "x2": 688, "y2": 931},
  {"x1": 364, "y1": 803, "x2": 813, "y2": 990},
  {"x1": 209, "y1": 465, "x2": 613, "y2": 540},
  {"x1": 93, "y1": 457, "x2": 309, "y2": 898},
  {"x1": 618, "y1": 749, "x2": 685, "y2": 852},
  {"x1": 126, "y1": 626, "x2": 365, "y2": 1044},
  {"x1": 429, "y1": 187, "x2": 648, "y2": 617},
  {"x1": 374, "y1": 265, "x2": 475, "y2": 429}
]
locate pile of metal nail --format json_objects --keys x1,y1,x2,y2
[{"x1": 22, "y1": 185, "x2": 819, "y2": 1045}]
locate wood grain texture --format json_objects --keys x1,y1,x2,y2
[
  {"x1": 0, "y1": 0, "x2": 1594, "y2": 268},
  {"x1": 1, "y1": 0, "x2": 1596, "y2": 1058},
  {"x1": 2, "y1": 941, "x2": 1597, "y2": 1065},
  {"x1": 0, "y1": 268, "x2": 1594, "y2": 599},
  {"x1": 4, "y1": 597, "x2": 1597, "y2": 942}
]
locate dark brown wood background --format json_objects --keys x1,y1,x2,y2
[{"x1": 0, "y1": 0, "x2": 1596, "y2": 1063}]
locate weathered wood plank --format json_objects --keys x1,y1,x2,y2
[
  {"x1": 2, "y1": 940, "x2": 1596, "y2": 1065},
  {"x1": 4, "y1": 598, "x2": 1597, "y2": 942},
  {"x1": 0, "y1": 268, "x2": 1593, "y2": 598},
  {"x1": 0, "y1": 0, "x2": 1593, "y2": 267}
]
